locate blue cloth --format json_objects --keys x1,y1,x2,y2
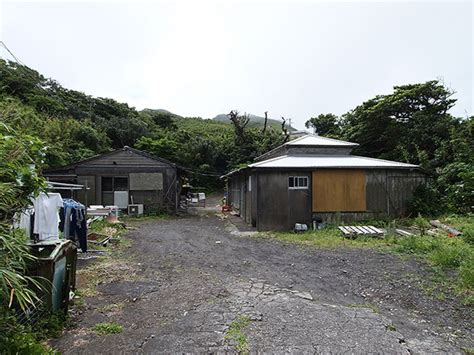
[{"x1": 60, "y1": 199, "x2": 87, "y2": 252}]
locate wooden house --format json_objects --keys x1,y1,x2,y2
[
  {"x1": 43, "y1": 147, "x2": 181, "y2": 213},
  {"x1": 223, "y1": 135, "x2": 426, "y2": 231}
]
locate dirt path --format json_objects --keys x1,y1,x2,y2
[{"x1": 52, "y1": 213, "x2": 472, "y2": 353}]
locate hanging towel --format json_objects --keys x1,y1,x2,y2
[{"x1": 32, "y1": 192, "x2": 63, "y2": 241}]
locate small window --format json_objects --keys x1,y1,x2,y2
[
  {"x1": 289, "y1": 176, "x2": 308, "y2": 189},
  {"x1": 114, "y1": 177, "x2": 128, "y2": 191},
  {"x1": 102, "y1": 177, "x2": 113, "y2": 192},
  {"x1": 102, "y1": 176, "x2": 128, "y2": 192},
  {"x1": 248, "y1": 176, "x2": 252, "y2": 192}
]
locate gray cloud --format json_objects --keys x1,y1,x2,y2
[{"x1": 1, "y1": 1, "x2": 472, "y2": 129}]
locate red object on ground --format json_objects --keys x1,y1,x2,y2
[{"x1": 221, "y1": 205, "x2": 232, "y2": 213}]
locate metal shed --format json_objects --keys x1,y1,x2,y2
[
  {"x1": 43, "y1": 147, "x2": 181, "y2": 213},
  {"x1": 223, "y1": 135, "x2": 426, "y2": 231}
]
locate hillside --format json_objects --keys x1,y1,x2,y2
[
  {"x1": 213, "y1": 113, "x2": 297, "y2": 131},
  {"x1": 0, "y1": 59, "x2": 287, "y2": 185}
]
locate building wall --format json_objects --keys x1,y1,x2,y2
[
  {"x1": 312, "y1": 169, "x2": 426, "y2": 222},
  {"x1": 229, "y1": 168, "x2": 426, "y2": 231},
  {"x1": 44, "y1": 149, "x2": 178, "y2": 212},
  {"x1": 256, "y1": 171, "x2": 312, "y2": 231}
]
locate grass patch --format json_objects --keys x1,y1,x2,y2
[
  {"x1": 259, "y1": 216, "x2": 473, "y2": 303},
  {"x1": 98, "y1": 301, "x2": 126, "y2": 313},
  {"x1": 258, "y1": 227, "x2": 391, "y2": 249},
  {"x1": 92, "y1": 322, "x2": 123, "y2": 335},
  {"x1": 77, "y1": 221, "x2": 135, "y2": 297},
  {"x1": 121, "y1": 213, "x2": 171, "y2": 223},
  {"x1": 77, "y1": 258, "x2": 137, "y2": 297},
  {"x1": 225, "y1": 315, "x2": 251, "y2": 353}
]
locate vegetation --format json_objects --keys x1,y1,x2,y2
[
  {"x1": 0, "y1": 59, "x2": 288, "y2": 189},
  {"x1": 306, "y1": 81, "x2": 473, "y2": 215},
  {"x1": 77, "y1": 220, "x2": 133, "y2": 297},
  {"x1": 92, "y1": 321, "x2": 123, "y2": 335},
  {"x1": 261, "y1": 215, "x2": 474, "y2": 303},
  {"x1": 0, "y1": 311, "x2": 66, "y2": 354},
  {"x1": 225, "y1": 315, "x2": 251, "y2": 353},
  {"x1": 0, "y1": 122, "x2": 57, "y2": 353},
  {"x1": 1, "y1": 59, "x2": 472, "y2": 209},
  {"x1": 0, "y1": 53, "x2": 472, "y2": 351}
]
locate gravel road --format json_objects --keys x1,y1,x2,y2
[{"x1": 52, "y1": 212, "x2": 472, "y2": 354}]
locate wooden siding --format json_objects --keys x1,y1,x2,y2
[
  {"x1": 387, "y1": 171, "x2": 426, "y2": 216},
  {"x1": 312, "y1": 169, "x2": 366, "y2": 212},
  {"x1": 256, "y1": 171, "x2": 311, "y2": 231},
  {"x1": 257, "y1": 172, "x2": 289, "y2": 230}
]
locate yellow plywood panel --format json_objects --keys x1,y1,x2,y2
[{"x1": 312, "y1": 170, "x2": 366, "y2": 212}]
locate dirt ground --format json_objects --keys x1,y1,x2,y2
[{"x1": 51, "y1": 209, "x2": 473, "y2": 354}]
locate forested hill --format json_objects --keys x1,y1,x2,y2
[
  {"x1": 0, "y1": 58, "x2": 472, "y2": 213},
  {"x1": 0, "y1": 59, "x2": 288, "y2": 185}
]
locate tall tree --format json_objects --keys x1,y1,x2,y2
[
  {"x1": 305, "y1": 113, "x2": 341, "y2": 136},
  {"x1": 340, "y1": 80, "x2": 457, "y2": 170}
]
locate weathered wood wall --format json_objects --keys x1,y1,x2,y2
[
  {"x1": 256, "y1": 171, "x2": 312, "y2": 231},
  {"x1": 44, "y1": 149, "x2": 178, "y2": 212}
]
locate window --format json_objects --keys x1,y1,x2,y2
[
  {"x1": 289, "y1": 176, "x2": 308, "y2": 189},
  {"x1": 114, "y1": 177, "x2": 128, "y2": 191},
  {"x1": 102, "y1": 177, "x2": 113, "y2": 192},
  {"x1": 248, "y1": 176, "x2": 252, "y2": 191},
  {"x1": 102, "y1": 176, "x2": 128, "y2": 192}
]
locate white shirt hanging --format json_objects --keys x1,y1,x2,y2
[
  {"x1": 13, "y1": 207, "x2": 34, "y2": 237},
  {"x1": 33, "y1": 192, "x2": 63, "y2": 241}
]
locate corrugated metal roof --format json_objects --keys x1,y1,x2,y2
[
  {"x1": 249, "y1": 154, "x2": 419, "y2": 169},
  {"x1": 285, "y1": 134, "x2": 359, "y2": 147}
]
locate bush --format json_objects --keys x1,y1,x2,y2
[
  {"x1": 428, "y1": 239, "x2": 472, "y2": 268},
  {"x1": 393, "y1": 235, "x2": 440, "y2": 255},
  {"x1": 461, "y1": 225, "x2": 474, "y2": 245},
  {"x1": 0, "y1": 311, "x2": 65, "y2": 354},
  {"x1": 408, "y1": 184, "x2": 444, "y2": 216},
  {"x1": 459, "y1": 258, "x2": 474, "y2": 290}
]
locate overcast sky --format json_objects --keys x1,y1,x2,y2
[{"x1": 0, "y1": 0, "x2": 472, "y2": 129}]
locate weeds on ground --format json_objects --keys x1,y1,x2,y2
[
  {"x1": 0, "y1": 311, "x2": 67, "y2": 354},
  {"x1": 258, "y1": 227, "x2": 390, "y2": 249},
  {"x1": 225, "y1": 315, "x2": 251, "y2": 353},
  {"x1": 77, "y1": 221, "x2": 134, "y2": 297},
  {"x1": 261, "y1": 215, "x2": 473, "y2": 303},
  {"x1": 92, "y1": 321, "x2": 123, "y2": 335},
  {"x1": 98, "y1": 301, "x2": 126, "y2": 313}
]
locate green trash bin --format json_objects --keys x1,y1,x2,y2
[{"x1": 27, "y1": 240, "x2": 77, "y2": 313}]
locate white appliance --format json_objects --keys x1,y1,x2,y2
[
  {"x1": 128, "y1": 204, "x2": 144, "y2": 216},
  {"x1": 113, "y1": 191, "x2": 129, "y2": 209}
]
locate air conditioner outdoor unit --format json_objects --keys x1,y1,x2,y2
[{"x1": 128, "y1": 204, "x2": 144, "y2": 216}]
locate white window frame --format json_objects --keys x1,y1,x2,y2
[{"x1": 289, "y1": 176, "x2": 309, "y2": 190}]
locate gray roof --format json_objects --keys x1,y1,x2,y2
[
  {"x1": 285, "y1": 134, "x2": 359, "y2": 147},
  {"x1": 249, "y1": 154, "x2": 419, "y2": 169}
]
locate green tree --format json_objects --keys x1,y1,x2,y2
[
  {"x1": 341, "y1": 81, "x2": 457, "y2": 169},
  {"x1": 305, "y1": 113, "x2": 341, "y2": 137}
]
